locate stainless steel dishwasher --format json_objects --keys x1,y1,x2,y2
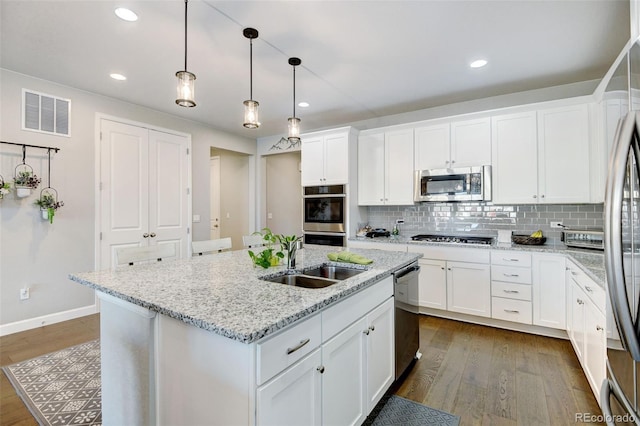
[{"x1": 393, "y1": 262, "x2": 421, "y2": 379}]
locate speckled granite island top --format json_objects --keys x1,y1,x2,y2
[{"x1": 69, "y1": 246, "x2": 421, "y2": 344}]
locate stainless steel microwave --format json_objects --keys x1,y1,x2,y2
[{"x1": 414, "y1": 165, "x2": 492, "y2": 202}]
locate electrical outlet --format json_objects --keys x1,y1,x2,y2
[
  {"x1": 550, "y1": 221, "x2": 563, "y2": 229},
  {"x1": 192, "y1": 214, "x2": 200, "y2": 223},
  {"x1": 20, "y1": 288, "x2": 30, "y2": 300}
]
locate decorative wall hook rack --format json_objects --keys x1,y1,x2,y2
[{"x1": 0, "y1": 140, "x2": 61, "y2": 153}]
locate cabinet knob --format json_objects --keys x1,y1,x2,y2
[
  {"x1": 380, "y1": 199, "x2": 384, "y2": 202},
  {"x1": 533, "y1": 195, "x2": 537, "y2": 199},
  {"x1": 369, "y1": 325, "x2": 375, "y2": 332},
  {"x1": 440, "y1": 267, "x2": 445, "y2": 270},
  {"x1": 447, "y1": 267, "x2": 451, "y2": 270},
  {"x1": 596, "y1": 325, "x2": 604, "y2": 332},
  {"x1": 364, "y1": 329, "x2": 370, "y2": 335},
  {"x1": 541, "y1": 194, "x2": 545, "y2": 198},
  {"x1": 451, "y1": 160, "x2": 455, "y2": 164},
  {"x1": 317, "y1": 366, "x2": 325, "y2": 374},
  {"x1": 150, "y1": 232, "x2": 157, "y2": 238},
  {"x1": 445, "y1": 160, "x2": 450, "y2": 164},
  {"x1": 143, "y1": 233, "x2": 149, "y2": 238}
]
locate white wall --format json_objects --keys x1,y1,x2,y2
[{"x1": 0, "y1": 69, "x2": 255, "y2": 333}]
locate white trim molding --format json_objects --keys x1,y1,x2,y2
[{"x1": 0, "y1": 304, "x2": 99, "y2": 337}]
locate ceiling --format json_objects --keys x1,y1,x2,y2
[{"x1": 0, "y1": 1, "x2": 631, "y2": 140}]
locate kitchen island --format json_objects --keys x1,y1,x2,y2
[{"x1": 69, "y1": 245, "x2": 421, "y2": 426}]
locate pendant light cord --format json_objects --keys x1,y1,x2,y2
[
  {"x1": 184, "y1": 0, "x2": 188, "y2": 71},
  {"x1": 292, "y1": 65, "x2": 296, "y2": 118},
  {"x1": 249, "y1": 37, "x2": 253, "y2": 99}
]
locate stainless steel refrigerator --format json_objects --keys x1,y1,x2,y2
[{"x1": 603, "y1": 111, "x2": 640, "y2": 425}]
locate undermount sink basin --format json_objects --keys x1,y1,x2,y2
[
  {"x1": 262, "y1": 264, "x2": 366, "y2": 289},
  {"x1": 264, "y1": 274, "x2": 338, "y2": 289},
  {"x1": 302, "y1": 265, "x2": 365, "y2": 280}
]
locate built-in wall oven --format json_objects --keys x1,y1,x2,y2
[{"x1": 303, "y1": 185, "x2": 346, "y2": 247}]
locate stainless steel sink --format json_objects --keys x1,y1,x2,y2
[
  {"x1": 302, "y1": 265, "x2": 365, "y2": 280},
  {"x1": 264, "y1": 274, "x2": 338, "y2": 289}
]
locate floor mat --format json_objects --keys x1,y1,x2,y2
[{"x1": 364, "y1": 394, "x2": 460, "y2": 426}]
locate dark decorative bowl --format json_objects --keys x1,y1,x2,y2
[{"x1": 511, "y1": 234, "x2": 547, "y2": 245}]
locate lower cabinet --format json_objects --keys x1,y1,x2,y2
[
  {"x1": 256, "y1": 278, "x2": 395, "y2": 425},
  {"x1": 256, "y1": 349, "x2": 323, "y2": 426},
  {"x1": 566, "y1": 260, "x2": 606, "y2": 402},
  {"x1": 532, "y1": 253, "x2": 566, "y2": 329},
  {"x1": 416, "y1": 258, "x2": 447, "y2": 310},
  {"x1": 447, "y1": 261, "x2": 491, "y2": 318}
]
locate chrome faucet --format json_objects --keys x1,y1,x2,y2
[{"x1": 284, "y1": 239, "x2": 303, "y2": 270}]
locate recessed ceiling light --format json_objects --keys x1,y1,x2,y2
[
  {"x1": 110, "y1": 73, "x2": 127, "y2": 81},
  {"x1": 298, "y1": 102, "x2": 310, "y2": 108},
  {"x1": 470, "y1": 59, "x2": 488, "y2": 68},
  {"x1": 115, "y1": 7, "x2": 138, "y2": 22}
]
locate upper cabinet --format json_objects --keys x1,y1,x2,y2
[
  {"x1": 358, "y1": 128, "x2": 414, "y2": 206},
  {"x1": 491, "y1": 102, "x2": 593, "y2": 204},
  {"x1": 415, "y1": 117, "x2": 491, "y2": 170},
  {"x1": 301, "y1": 128, "x2": 356, "y2": 186}
]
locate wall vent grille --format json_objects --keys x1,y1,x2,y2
[{"x1": 22, "y1": 89, "x2": 70, "y2": 137}]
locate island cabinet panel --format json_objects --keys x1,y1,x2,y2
[
  {"x1": 365, "y1": 298, "x2": 395, "y2": 411},
  {"x1": 256, "y1": 349, "x2": 322, "y2": 426}
]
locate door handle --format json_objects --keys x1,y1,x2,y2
[
  {"x1": 149, "y1": 232, "x2": 156, "y2": 238},
  {"x1": 143, "y1": 233, "x2": 149, "y2": 238}
]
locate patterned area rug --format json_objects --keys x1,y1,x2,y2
[
  {"x1": 364, "y1": 394, "x2": 460, "y2": 426},
  {"x1": 2, "y1": 340, "x2": 101, "y2": 426}
]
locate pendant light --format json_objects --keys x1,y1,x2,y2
[
  {"x1": 287, "y1": 57, "x2": 302, "y2": 143},
  {"x1": 243, "y1": 28, "x2": 260, "y2": 128},
  {"x1": 175, "y1": 0, "x2": 196, "y2": 107}
]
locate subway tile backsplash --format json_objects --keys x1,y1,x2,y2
[{"x1": 365, "y1": 203, "x2": 604, "y2": 245}]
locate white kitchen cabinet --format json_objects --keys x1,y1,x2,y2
[
  {"x1": 256, "y1": 349, "x2": 322, "y2": 426},
  {"x1": 491, "y1": 103, "x2": 593, "y2": 204},
  {"x1": 358, "y1": 128, "x2": 414, "y2": 205},
  {"x1": 491, "y1": 111, "x2": 538, "y2": 204},
  {"x1": 301, "y1": 128, "x2": 354, "y2": 186},
  {"x1": 566, "y1": 259, "x2": 606, "y2": 401},
  {"x1": 490, "y1": 251, "x2": 532, "y2": 325},
  {"x1": 537, "y1": 104, "x2": 591, "y2": 203},
  {"x1": 322, "y1": 318, "x2": 366, "y2": 426},
  {"x1": 532, "y1": 253, "x2": 566, "y2": 329},
  {"x1": 415, "y1": 117, "x2": 491, "y2": 170},
  {"x1": 365, "y1": 298, "x2": 395, "y2": 411},
  {"x1": 447, "y1": 261, "x2": 491, "y2": 318},
  {"x1": 416, "y1": 258, "x2": 447, "y2": 310}
]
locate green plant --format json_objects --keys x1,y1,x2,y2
[
  {"x1": 0, "y1": 181, "x2": 9, "y2": 199},
  {"x1": 34, "y1": 193, "x2": 64, "y2": 224},
  {"x1": 247, "y1": 228, "x2": 301, "y2": 269},
  {"x1": 14, "y1": 170, "x2": 41, "y2": 189}
]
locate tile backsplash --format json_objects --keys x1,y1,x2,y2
[{"x1": 365, "y1": 203, "x2": 604, "y2": 245}]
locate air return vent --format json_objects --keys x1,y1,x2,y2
[{"x1": 22, "y1": 89, "x2": 70, "y2": 137}]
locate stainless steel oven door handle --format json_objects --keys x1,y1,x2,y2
[{"x1": 605, "y1": 111, "x2": 640, "y2": 360}]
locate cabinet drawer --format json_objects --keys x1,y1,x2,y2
[
  {"x1": 491, "y1": 265, "x2": 532, "y2": 284},
  {"x1": 491, "y1": 251, "x2": 532, "y2": 267},
  {"x1": 257, "y1": 314, "x2": 322, "y2": 385},
  {"x1": 322, "y1": 276, "x2": 393, "y2": 342},
  {"x1": 492, "y1": 297, "x2": 532, "y2": 324},
  {"x1": 491, "y1": 281, "x2": 532, "y2": 301},
  {"x1": 566, "y1": 260, "x2": 605, "y2": 313}
]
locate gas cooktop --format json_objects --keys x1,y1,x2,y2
[{"x1": 411, "y1": 234, "x2": 494, "y2": 245}]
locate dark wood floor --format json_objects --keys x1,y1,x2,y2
[
  {"x1": 396, "y1": 315, "x2": 604, "y2": 425},
  {"x1": 0, "y1": 314, "x2": 100, "y2": 426},
  {"x1": 0, "y1": 314, "x2": 602, "y2": 425}
]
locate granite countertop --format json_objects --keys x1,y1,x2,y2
[
  {"x1": 349, "y1": 235, "x2": 606, "y2": 289},
  {"x1": 69, "y1": 246, "x2": 421, "y2": 344}
]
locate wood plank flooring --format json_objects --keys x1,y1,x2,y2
[
  {"x1": 395, "y1": 316, "x2": 604, "y2": 425},
  {"x1": 0, "y1": 313, "x2": 602, "y2": 425}
]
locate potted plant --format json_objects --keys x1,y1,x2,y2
[
  {"x1": 14, "y1": 170, "x2": 41, "y2": 198},
  {"x1": 34, "y1": 192, "x2": 64, "y2": 223},
  {"x1": 247, "y1": 228, "x2": 303, "y2": 269}
]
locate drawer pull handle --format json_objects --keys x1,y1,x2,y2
[
  {"x1": 504, "y1": 309, "x2": 520, "y2": 314},
  {"x1": 596, "y1": 325, "x2": 604, "y2": 332},
  {"x1": 502, "y1": 258, "x2": 519, "y2": 262},
  {"x1": 317, "y1": 366, "x2": 325, "y2": 374},
  {"x1": 286, "y1": 338, "x2": 311, "y2": 355},
  {"x1": 585, "y1": 286, "x2": 593, "y2": 293},
  {"x1": 503, "y1": 273, "x2": 519, "y2": 277},
  {"x1": 503, "y1": 290, "x2": 519, "y2": 294}
]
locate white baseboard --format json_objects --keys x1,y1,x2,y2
[{"x1": 0, "y1": 304, "x2": 99, "y2": 337}]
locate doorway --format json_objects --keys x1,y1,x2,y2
[{"x1": 209, "y1": 148, "x2": 250, "y2": 249}]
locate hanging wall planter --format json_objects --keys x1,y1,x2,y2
[
  {"x1": 13, "y1": 145, "x2": 41, "y2": 198},
  {"x1": 33, "y1": 150, "x2": 63, "y2": 224}
]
